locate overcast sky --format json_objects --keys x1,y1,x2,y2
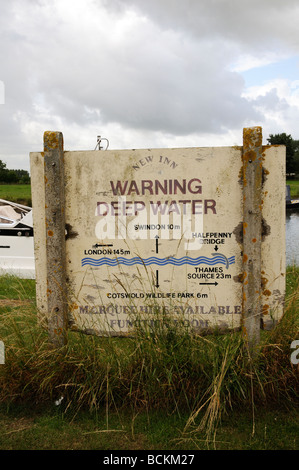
[{"x1": 1, "y1": 0, "x2": 299, "y2": 171}]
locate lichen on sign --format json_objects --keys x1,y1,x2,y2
[{"x1": 44, "y1": 131, "x2": 63, "y2": 151}]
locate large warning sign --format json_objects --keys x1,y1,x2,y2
[{"x1": 30, "y1": 128, "x2": 285, "y2": 341}]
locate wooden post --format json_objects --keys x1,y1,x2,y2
[
  {"x1": 44, "y1": 131, "x2": 68, "y2": 347},
  {"x1": 242, "y1": 126, "x2": 263, "y2": 354}
]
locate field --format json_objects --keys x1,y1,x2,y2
[
  {"x1": 287, "y1": 179, "x2": 299, "y2": 198},
  {"x1": 0, "y1": 184, "x2": 32, "y2": 206},
  {"x1": 0, "y1": 270, "x2": 298, "y2": 451}
]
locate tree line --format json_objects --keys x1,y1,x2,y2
[
  {"x1": 0, "y1": 132, "x2": 298, "y2": 183},
  {"x1": 267, "y1": 133, "x2": 299, "y2": 175},
  {"x1": 0, "y1": 159, "x2": 30, "y2": 184}
]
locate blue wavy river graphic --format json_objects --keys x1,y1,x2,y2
[{"x1": 81, "y1": 253, "x2": 235, "y2": 269}]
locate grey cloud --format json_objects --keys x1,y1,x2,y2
[
  {"x1": 253, "y1": 89, "x2": 289, "y2": 111},
  {"x1": 7, "y1": 0, "x2": 260, "y2": 135},
  {"x1": 0, "y1": 0, "x2": 297, "y2": 170},
  {"x1": 107, "y1": 0, "x2": 299, "y2": 52}
]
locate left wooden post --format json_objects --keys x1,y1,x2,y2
[{"x1": 44, "y1": 131, "x2": 68, "y2": 347}]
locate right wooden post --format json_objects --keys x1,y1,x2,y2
[{"x1": 242, "y1": 126, "x2": 263, "y2": 354}]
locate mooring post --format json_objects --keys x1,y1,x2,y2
[
  {"x1": 44, "y1": 131, "x2": 68, "y2": 347},
  {"x1": 242, "y1": 126, "x2": 263, "y2": 354}
]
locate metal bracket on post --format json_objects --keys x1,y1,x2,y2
[
  {"x1": 242, "y1": 126, "x2": 263, "y2": 355},
  {"x1": 44, "y1": 131, "x2": 68, "y2": 348}
]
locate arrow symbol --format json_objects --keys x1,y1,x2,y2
[
  {"x1": 155, "y1": 270, "x2": 159, "y2": 288},
  {"x1": 92, "y1": 243, "x2": 113, "y2": 248},
  {"x1": 155, "y1": 235, "x2": 159, "y2": 254},
  {"x1": 199, "y1": 282, "x2": 218, "y2": 286},
  {"x1": 214, "y1": 245, "x2": 219, "y2": 251}
]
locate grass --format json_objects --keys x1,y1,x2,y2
[
  {"x1": 0, "y1": 269, "x2": 298, "y2": 450},
  {"x1": 0, "y1": 404, "x2": 297, "y2": 450},
  {"x1": 287, "y1": 179, "x2": 299, "y2": 198},
  {"x1": 0, "y1": 184, "x2": 32, "y2": 206}
]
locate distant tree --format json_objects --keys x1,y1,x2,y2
[
  {"x1": 0, "y1": 158, "x2": 30, "y2": 184},
  {"x1": 5, "y1": 170, "x2": 18, "y2": 183},
  {"x1": 267, "y1": 133, "x2": 296, "y2": 174},
  {"x1": 13, "y1": 169, "x2": 30, "y2": 184},
  {"x1": 293, "y1": 139, "x2": 299, "y2": 175},
  {"x1": 0, "y1": 159, "x2": 7, "y2": 182}
]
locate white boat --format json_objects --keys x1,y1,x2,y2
[{"x1": 0, "y1": 199, "x2": 35, "y2": 279}]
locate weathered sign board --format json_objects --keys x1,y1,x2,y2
[{"x1": 30, "y1": 127, "x2": 285, "y2": 347}]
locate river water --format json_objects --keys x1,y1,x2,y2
[{"x1": 286, "y1": 210, "x2": 299, "y2": 266}]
